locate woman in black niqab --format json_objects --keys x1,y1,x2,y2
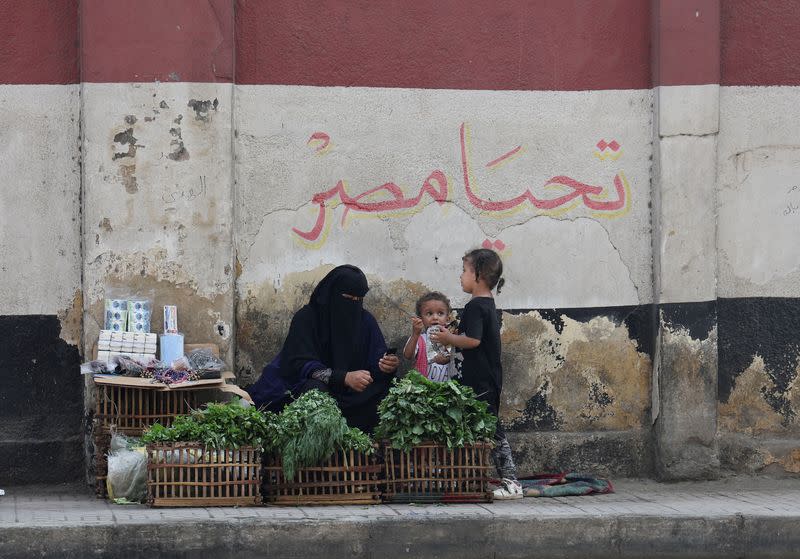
[
  {"x1": 279, "y1": 265, "x2": 368, "y2": 385},
  {"x1": 248, "y1": 265, "x2": 399, "y2": 433}
]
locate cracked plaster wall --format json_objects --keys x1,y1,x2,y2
[
  {"x1": 82, "y1": 83, "x2": 234, "y2": 366},
  {"x1": 715, "y1": 86, "x2": 800, "y2": 473},
  {"x1": 649, "y1": 81, "x2": 720, "y2": 479},
  {"x1": 717, "y1": 87, "x2": 800, "y2": 298}
]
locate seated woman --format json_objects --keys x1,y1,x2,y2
[{"x1": 247, "y1": 265, "x2": 399, "y2": 433}]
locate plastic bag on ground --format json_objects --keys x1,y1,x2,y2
[{"x1": 107, "y1": 433, "x2": 147, "y2": 503}]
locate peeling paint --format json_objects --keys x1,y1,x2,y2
[
  {"x1": 188, "y1": 98, "x2": 218, "y2": 123},
  {"x1": 762, "y1": 448, "x2": 800, "y2": 474},
  {"x1": 112, "y1": 128, "x2": 140, "y2": 161},
  {"x1": 167, "y1": 126, "x2": 189, "y2": 161},
  {"x1": 84, "y1": 266, "x2": 232, "y2": 365},
  {"x1": 502, "y1": 311, "x2": 651, "y2": 431},
  {"x1": 718, "y1": 356, "x2": 793, "y2": 435},
  {"x1": 57, "y1": 289, "x2": 83, "y2": 348},
  {"x1": 118, "y1": 164, "x2": 137, "y2": 194},
  {"x1": 655, "y1": 319, "x2": 719, "y2": 479}
]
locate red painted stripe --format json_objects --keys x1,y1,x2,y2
[
  {"x1": 722, "y1": 0, "x2": 800, "y2": 86},
  {"x1": 652, "y1": 0, "x2": 720, "y2": 86},
  {"x1": 0, "y1": 0, "x2": 78, "y2": 84},
  {"x1": 81, "y1": 0, "x2": 233, "y2": 83},
  {"x1": 236, "y1": 0, "x2": 651, "y2": 91}
]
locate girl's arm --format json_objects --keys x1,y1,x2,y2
[{"x1": 431, "y1": 330, "x2": 480, "y2": 350}]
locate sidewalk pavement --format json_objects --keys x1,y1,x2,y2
[{"x1": 2, "y1": 478, "x2": 800, "y2": 558}]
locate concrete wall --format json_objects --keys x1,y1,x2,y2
[
  {"x1": 715, "y1": 0, "x2": 800, "y2": 475},
  {"x1": 2, "y1": 0, "x2": 800, "y2": 484},
  {"x1": 0, "y1": 1, "x2": 83, "y2": 483},
  {"x1": 649, "y1": 0, "x2": 720, "y2": 480}
]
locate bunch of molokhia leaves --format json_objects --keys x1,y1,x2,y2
[
  {"x1": 375, "y1": 371, "x2": 497, "y2": 451},
  {"x1": 140, "y1": 399, "x2": 277, "y2": 449},
  {"x1": 264, "y1": 390, "x2": 374, "y2": 479}
]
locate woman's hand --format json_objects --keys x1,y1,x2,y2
[
  {"x1": 345, "y1": 370, "x2": 373, "y2": 392},
  {"x1": 378, "y1": 353, "x2": 399, "y2": 374},
  {"x1": 411, "y1": 316, "x2": 424, "y2": 336}
]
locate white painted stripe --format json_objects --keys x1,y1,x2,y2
[
  {"x1": 717, "y1": 85, "x2": 800, "y2": 298},
  {"x1": 656, "y1": 84, "x2": 719, "y2": 137},
  {"x1": 0, "y1": 84, "x2": 80, "y2": 315}
]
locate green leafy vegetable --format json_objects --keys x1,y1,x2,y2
[
  {"x1": 375, "y1": 371, "x2": 497, "y2": 451},
  {"x1": 265, "y1": 390, "x2": 374, "y2": 479},
  {"x1": 140, "y1": 399, "x2": 277, "y2": 449},
  {"x1": 141, "y1": 393, "x2": 374, "y2": 479}
]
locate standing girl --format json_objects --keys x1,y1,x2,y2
[{"x1": 430, "y1": 248, "x2": 523, "y2": 499}]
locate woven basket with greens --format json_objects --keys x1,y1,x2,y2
[{"x1": 375, "y1": 371, "x2": 497, "y2": 451}]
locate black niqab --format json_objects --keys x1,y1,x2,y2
[{"x1": 278, "y1": 265, "x2": 369, "y2": 384}]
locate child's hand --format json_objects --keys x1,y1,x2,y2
[
  {"x1": 430, "y1": 329, "x2": 451, "y2": 346},
  {"x1": 411, "y1": 316, "x2": 424, "y2": 336},
  {"x1": 432, "y1": 353, "x2": 451, "y2": 365}
]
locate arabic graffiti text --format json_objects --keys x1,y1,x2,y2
[{"x1": 291, "y1": 123, "x2": 631, "y2": 247}]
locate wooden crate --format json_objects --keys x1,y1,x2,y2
[
  {"x1": 94, "y1": 384, "x2": 202, "y2": 434},
  {"x1": 94, "y1": 386, "x2": 202, "y2": 497},
  {"x1": 382, "y1": 441, "x2": 494, "y2": 503},
  {"x1": 146, "y1": 443, "x2": 261, "y2": 507},
  {"x1": 262, "y1": 449, "x2": 382, "y2": 505},
  {"x1": 94, "y1": 430, "x2": 112, "y2": 498}
]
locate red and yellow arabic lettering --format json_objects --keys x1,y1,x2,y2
[{"x1": 292, "y1": 123, "x2": 629, "y2": 243}]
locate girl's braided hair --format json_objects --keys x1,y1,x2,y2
[{"x1": 463, "y1": 248, "x2": 505, "y2": 294}]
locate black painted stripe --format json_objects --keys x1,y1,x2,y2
[
  {"x1": 718, "y1": 297, "x2": 800, "y2": 406},
  {"x1": 659, "y1": 300, "x2": 717, "y2": 341},
  {"x1": 0, "y1": 315, "x2": 83, "y2": 483}
]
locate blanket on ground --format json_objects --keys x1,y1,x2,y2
[{"x1": 517, "y1": 473, "x2": 614, "y2": 497}]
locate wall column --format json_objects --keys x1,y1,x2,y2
[{"x1": 651, "y1": 0, "x2": 721, "y2": 479}]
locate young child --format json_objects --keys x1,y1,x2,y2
[
  {"x1": 429, "y1": 248, "x2": 523, "y2": 500},
  {"x1": 402, "y1": 292, "x2": 456, "y2": 382}
]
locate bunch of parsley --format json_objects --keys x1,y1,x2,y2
[
  {"x1": 265, "y1": 390, "x2": 374, "y2": 479},
  {"x1": 141, "y1": 400, "x2": 277, "y2": 449},
  {"x1": 375, "y1": 371, "x2": 497, "y2": 451}
]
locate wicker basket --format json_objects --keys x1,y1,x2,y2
[
  {"x1": 262, "y1": 449, "x2": 382, "y2": 505},
  {"x1": 382, "y1": 441, "x2": 494, "y2": 503},
  {"x1": 93, "y1": 386, "x2": 204, "y2": 497},
  {"x1": 95, "y1": 384, "x2": 202, "y2": 434},
  {"x1": 93, "y1": 430, "x2": 112, "y2": 497},
  {"x1": 146, "y1": 443, "x2": 261, "y2": 507}
]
